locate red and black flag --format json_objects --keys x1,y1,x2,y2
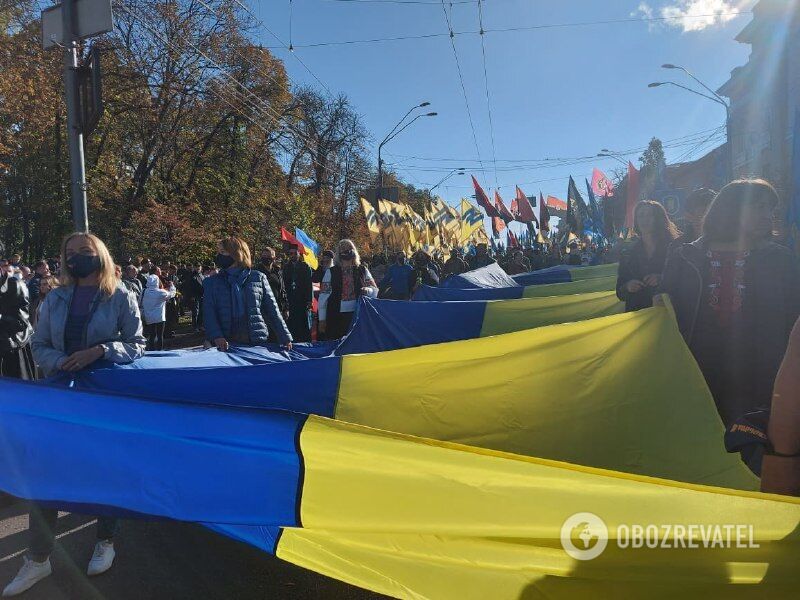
[
  {"x1": 471, "y1": 176, "x2": 501, "y2": 219},
  {"x1": 512, "y1": 186, "x2": 538, "y2": 226},
  {"x1": 494, "y1": 191, "x2": 515, "y2": 224},
  {"x1": 566, "y1": 176, "x2": 589, "y2": 237},
  {"x1": 539, "y1": 191, "x2": 550, "y2": 232}
]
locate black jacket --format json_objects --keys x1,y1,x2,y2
[
  {"x1": 616, "y1": 238, "x2": 671, "y2": 312},
  {"x1": 660, "y1": 238, "x2": 800, "y2": 419},
  {"x1": 258, "y1": 265, "x2": 288, "y2": 314},
  {"x1": 0, "y1": 274, "x2": 33, "y2": 354}
]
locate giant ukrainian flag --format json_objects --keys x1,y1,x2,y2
[
  {"x1": 0, "y1": 351, "x2": 798, "y2": 600},
  {"x1": 415, "y1": 275, "x2": 617, "y2": 301}
]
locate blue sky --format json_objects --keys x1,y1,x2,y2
[{"x1": 252, "y1": 0, "x2": 752, "y2": 207}]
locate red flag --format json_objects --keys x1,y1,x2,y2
[
  {"x1": 591, "y1": 168, "x2": 615, "y2": 198},
  {"x1": 471, "y1": 176, "x2": 501, "y2": 219},
  {"x1": 546, "y1": 195, "x2": 567, "y2": 212},
  {"x1": 491, "y1": 216, "x2": 506, "y2": 237},
  {"x1": 281, "y1": 227, "x2": 306, "y2": 254},
  {"x1": 625, "y1": 161, "x2": 640, "y2": 229},
  {"x1": 494, "y1": 191, "x2": 515, "y2": 223},
  {"x1": 513, "y1": 186, "x2": 538, "y2": 225},
  {"x1": 539, "y1": 191, "x2": 550, "y2": 232},
  {"x1": 507, "y1": 229, "x2": 520, "y2": 249}
]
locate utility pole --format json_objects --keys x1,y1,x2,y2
[{"x1": 62, "y1": 0, "x2": 89, "y2": 233}]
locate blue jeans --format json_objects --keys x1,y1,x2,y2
[{"x1": 29, "y1": 504, "x2": 118, "y2": 562}]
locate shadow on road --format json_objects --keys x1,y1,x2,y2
[{"x1": 0, "y1": 501, "x2": 383, "y2": 600}]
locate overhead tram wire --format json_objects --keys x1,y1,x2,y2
[
  {"x1": 192, "y1": 0, "x2": 297, "y2": 101},
  {"x1": 227, "y1": 0, "x2": 335, "y2": 96},
  {"x1": 262, "y1": 11, "x2": 751, "y2": 49},
  {"x1": 385, "y1": 126, "x2": 727, "y2": 166},
  {"x1": 476, "y1": 0, "x2": 498, "y2": 189},
  {"x1": 119, "y1": 3, "x2": 373, "y2": 187},
  {"x1": 673, "y1": 127, "x2": 728, "y2": 164},
  {"x1": 440, "y1": 0, "x2": 485, "y2": 179}
]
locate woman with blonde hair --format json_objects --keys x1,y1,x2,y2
[
  {"x1": 318, "y1": 239, "x2": 378, "y2": 339},
  {"x1": 202, "y1": 236, "x2": 292, "y2": 351},
  {"x1": 6, "y1": 232, "x2": 146, "y2": 597}
]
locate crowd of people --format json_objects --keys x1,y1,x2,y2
[{"x1": 1, "y1": 177, "x2": 800, "y2": 595}]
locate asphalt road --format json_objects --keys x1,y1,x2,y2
[{"x1": 0, "y1": 499, "x2": 383, "y2": 600}]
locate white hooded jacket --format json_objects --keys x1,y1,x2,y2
[{"x1": 141, "y1": 274, "x2": 176, "y2": 325}]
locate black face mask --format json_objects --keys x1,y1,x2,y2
[
  {"x1": 214, "y1": 253, "x2": 235, "y2": 269},
  {"x1": 261, "y1": 257, "x2": 274, "y2": 266},
  {"x1": 339, "y1": 250, "x2": 355, "y2": 261},
  {"x1": 66, "y1": 254, "x2": 101, "y2": 279}
]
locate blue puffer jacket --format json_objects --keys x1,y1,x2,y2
[{"x1": 203, "y1": 267, "x2": 292, "y2": 346}]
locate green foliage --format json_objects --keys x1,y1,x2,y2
[{"x1": 0, "y1": 0, "x2": 429, "y2": 263}]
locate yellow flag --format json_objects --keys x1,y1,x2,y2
[
  {"x1": 460, "y1": 198, "x2": 484, "y2": 243},
  {"x1": 359, "y1": 198, "x2": 381, "y2": 243}
]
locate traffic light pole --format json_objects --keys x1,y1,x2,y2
[{"x1": 62, "y1": 0, "x2": 89, "y2": 232}]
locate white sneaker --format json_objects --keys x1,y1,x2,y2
[
  {"x1": 2, "y1": 556, "x2": 52, "y2": 597},
  {"x1": 86, "y1": 540, "x2": 115, "y2": 576}
]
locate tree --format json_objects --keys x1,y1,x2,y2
[{"x1": 0, "y1": 0, "x2": 411, "y2": 263}]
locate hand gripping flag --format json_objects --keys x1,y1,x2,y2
[
  {"x1": 471, "y1": 176, "x2": 501, "y2": 219},
  {"x1": 494, "y1": 191, "x2": 515, "y2": 224},
  {"x1": 592, "y1": 167, "x2": 615, "y2": 198}
]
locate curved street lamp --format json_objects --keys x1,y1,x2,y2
[{"x1": 377, "y1": 102, "x2": 434, "y2": 202}]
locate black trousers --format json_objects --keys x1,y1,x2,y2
[
  {"x1": 327, "y1": 311, "x2": 354, "y2": 340},
  {"x1": 29, "y1": 504, "x2": 117, "y2": 562},
  {"x1": 145, "y1": 321, "x2": 166, "y2": 351}
]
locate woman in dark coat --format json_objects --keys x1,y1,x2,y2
[
  {"x1": 0, "y1": 269, "x2": 35, "y2": 379},
  {"x1": 660, "y1": 179, "x2": 800, "y2": 427},
  {"x1": 616, "y1": 200, "x2": 679, "y2": 312},
  {"x1": 203, "y1": 237, "x2": 292, "y2": 351}
]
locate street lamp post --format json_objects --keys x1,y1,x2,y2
[
  {"x1": 654, "y1": 63, "x2": 732, "y2": 178},
  {"x1": 429, "y1": 168, "x2": 466, "y2": 193},
  {"x1": 377, "y1": 102, "x2": 432, "y2": 203}
]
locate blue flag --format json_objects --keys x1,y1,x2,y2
[{"x1": 585, "y1": 178, "x2": 603, "y2": 235}]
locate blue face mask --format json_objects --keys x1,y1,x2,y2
[
  {"x1": 66, "y1": 254, "x2": 101, "y2": 279},
  {"x1": 214, "y1": 253, "x2": 235, "y2": 269}
]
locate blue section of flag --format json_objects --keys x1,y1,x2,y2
[
  {"x1": 67, "y1": 352, "x2": 342, "y2": 417},
  {"x1": 0, "y1": 378, "x2": 306, "y2": 529},
  {"x1": 295, "y1": 227, "x2": 320, "y2": 257},
  {"x1": 336, "y1": 297, "x2": 486, "y2": 355}
]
